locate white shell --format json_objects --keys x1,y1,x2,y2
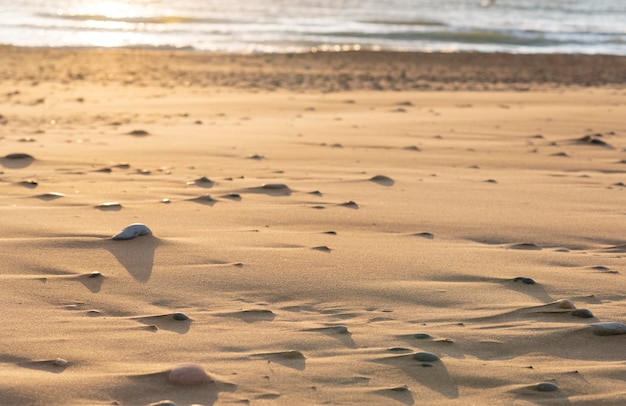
[{"x1": 112, "y1": 223, "x2": 152, "y2": 240}]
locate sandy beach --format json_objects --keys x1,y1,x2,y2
[{"x1": 1, "y1": 46, "x2": 625, "y2": 405}]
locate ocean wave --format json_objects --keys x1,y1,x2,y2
[
  {"x1": 362, "y1": 19, "x2": 446, "y2": 27},
  {"x1": 37, "y1": 12, "x2": 237, "y2": 25}
]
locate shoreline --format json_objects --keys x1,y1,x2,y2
[{"x1": 2, "y1": 45, "x2": 626, "y2": 91}]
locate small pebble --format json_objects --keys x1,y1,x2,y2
[
  {"x1": 513, "y1": 277, "x2": 536, "y2": 285},
  {"x1": 571, "y1": 309, "x2": 594, "y2": 318},
  {"x1": 369, "y1": 175, "x2": 394, "y2": 186},
  {"x1": 556, "y1": 299, "x2": 575, "y2": 309},
  {"x1": 148, "y1": 401, "x2": 177, "y2": 406},
  {"x1": 412, "y1": 352, "x2": 440, "y2": 362},
  {"x1": 112, "y1": 223, "x2": 152, "y2": 240},
  {"x1": 127, "y1": 129, "x2": 150, "y2": 136},
  {"x1": 388, "y1": 347, "x2": 411, "y2": 352},
  {"x1": 261, "y1": 183, "x2": 289, "y2": 190},
  {"x1": 590, "y1": 322, "x2": 626, "y2": 336},
  {"x1": 89, "y1": 271, "x2": 102, "y2": 278},
  {"x1": 86, "y1": 310, "x2": 100, "y2": 317},
  {"x1": 52, "y1": 358, "x2": 68, "y2": 367},
  {"x1": 535, "y1": 382, "x2": 560, "y2": 392},
  {"x1": 339, "y1": 200, "x2": 359, "y2": 209},
  {"x1": 172, "y1": 312, "x2": 190, "y2": 321},
  {"x1": 96, "y1": 202, "x2": 121, "y2": 209},
  {"x1": 413, "y1": 333, "x2": 432, "y2": 340},
  {"x1": 168, "y1": 363, "x2": 209, "y2": 385},
  {"x1": 4, "y1": 153, "x2": 34, "y2": 159}
]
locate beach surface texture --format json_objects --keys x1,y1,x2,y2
[{"x1": 1, "y1": 47, "x2": 625, "y2": 405}]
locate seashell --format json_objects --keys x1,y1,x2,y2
[{"x1": 112, "y1": 223, "x2": 152, "y2": 240}]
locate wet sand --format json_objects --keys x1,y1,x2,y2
[{"x1": 1, "y1": 46, "x2": 625, "y2": 405}]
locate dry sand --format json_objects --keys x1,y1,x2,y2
[{"x1": 0, "y1": 46, "x2": 625, "y2": 405}]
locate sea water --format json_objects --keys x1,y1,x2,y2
[{"x1": 0, "y1": 0, "x2": 624, "y2": 55}]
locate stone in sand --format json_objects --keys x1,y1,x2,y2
[
  {"x1": 571, "y1": 309, "x2": 594, "y2": 318},
  {"x1": 413, "y1": 352, "x2": 440, "y2": 362},
  {"x1": 53, "y1": 358, "x2": 68, "y2": 367},
  {"x1": 513, "y1": 277, "x2": 536, "y2": 285},
  {"x1": 96, "y1": 202, "x2": 121, "y2": 209},
  {"x1": 111, "y1": 223, "x2": 152, "y2": 240},
  {"x1": 148, "y1": 401, "x2": 177, "y2": 406},
  {"x1": 556, "y1": 299, "x2": 575, "y2": 309},
  {"x1": 535, "y1": 382, "x2": 560, "y2": 392},
  {"x1": 261, "y1": 183, "x2": 290, "y2": 191},
  {"x1": 590, "y1": 322, "x2": 626, "y2": 336},
  {"x1": 127, "y1": 129, "x2": 150, "y2": 136},
  {"x1": 339, "y1": 200, "x2": 359, "y2": 209},
  {"x1": 509, "y1": 243, "x2": 542, "y2": 250},
  {"x1": 369, "y1": 175, "x2": 394, "y2": 186},
  {"x1": 172, "y1": 312, "x2": 190, "y2": 321},
  {"x1": 168, "y1": 363, "x2": 209, "y2": 385},
  {"x1": 414, "y1": 333, "x2": 432, "y2": 340},
  {"x1": 4, "y1": 153, "x2": 34, "y2": 159}
]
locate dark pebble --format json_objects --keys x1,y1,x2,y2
[
  {"x1": 172, "y1": 312, "x2": 189, "y2": 321},
  {"x1": 414, "y1": 333, "x2": 432, "y2": 340},
  {"x1": 127, "y1": 129, "x2": 150, "y2": 136},
  {"x1": 513, "y1": 277, "x2": 536, "y2": 285},
  {"x1": 571, "y1": 309, "x2": 594, "y2": 318},
  {"x1": 590, "y1": 322, "x2": 626, "y2": 336},
  {"x1": 413, "y1": 352, "x2": 440, "y2": 362},
  {"x1": 535, "y1": 382, "x2": 560, "y2": 392},
  {"x1": 388, "y1": 347, "x2": 412, "y2": 353},
  {"x1": 4, "y1": 153, "x2": 34, "y2": 159}
]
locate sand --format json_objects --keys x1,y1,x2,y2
[{"x1": 1, "y1": 46, "x2": 625, "y2": 405}]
